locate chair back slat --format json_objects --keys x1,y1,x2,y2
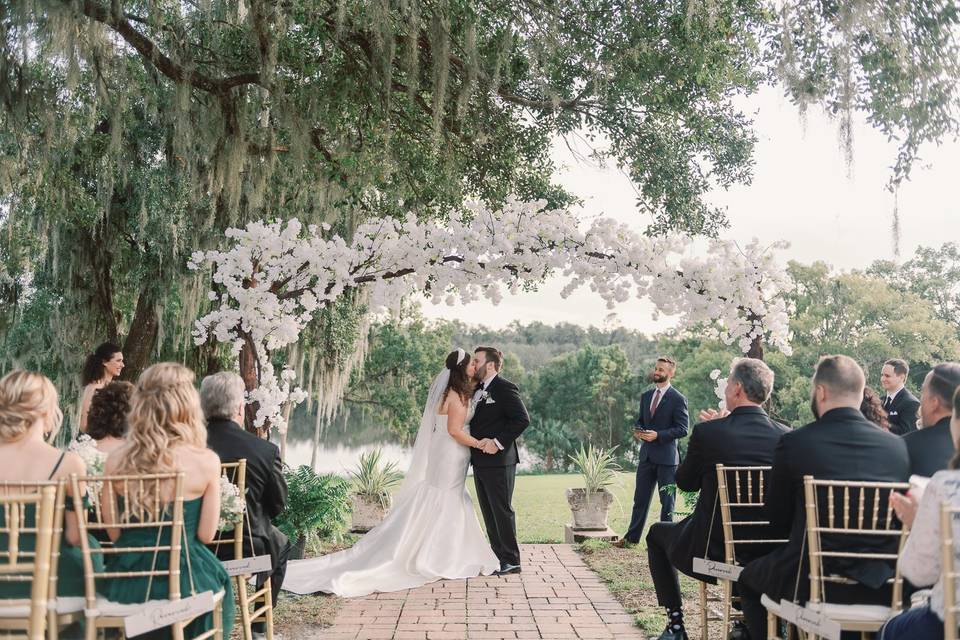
[
  {"x1": 802, "y1": 476, "x2": 909, "y2": 609},
  {"x1": 0, "y1": 480, "x2": 67, "y2": 608},
  {"x1": 70, "y1": 472, "x2": 185, "y2": 610},
  {"x1": 942, "y1": 504, "x2": 960, "y2": 640},
  {"x1": 210, "y1": 461, "x2": 247, "y2": 561},
  {"x1": 716, "y1": 465, "x2": 787, "y2": 565},
  {"x1": 0, "y1": 487, "x2": 57, "y2": 640}
]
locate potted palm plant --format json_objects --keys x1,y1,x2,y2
[
  {"x1": 349, "y1": 449, "x2": 404, "y2": 533},
  {"x1": 566, "y1": 444, "x2": 620, "y2": 530},
  {"x1": 275, "y1": 465, "x2": 352, "y2": 560}
]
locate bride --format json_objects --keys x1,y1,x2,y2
[{"x1": 281, "y1": 348, "x2": 500, "y2": 597}]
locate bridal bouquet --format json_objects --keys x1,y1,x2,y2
[
  {"x1": 68, "y1": 434, "x2": 106, "y2": 476},
  {"x1": 218, "y1": 475, "x2": 245, "y2": 532}
]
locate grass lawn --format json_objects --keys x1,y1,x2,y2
[{"x1": 466, "y1": 470, "x2": 689, "y2": 543}]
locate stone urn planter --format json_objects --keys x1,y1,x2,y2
[
  {"x1": 349, "y1": 492, "x2": 391, "y2": 533},
  {"x1": 565, "y1": 487, "x2": 614, "y2": 531}
]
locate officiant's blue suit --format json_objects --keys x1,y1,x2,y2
[{"x1": 623, "y1": 385, "x2": 689, "y2": 544}]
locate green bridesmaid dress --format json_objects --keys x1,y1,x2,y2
[
  {"x1": 98, "y1": 497, "x2": 235, "y2": 639},
  {"x1": 0, "y1": 452, "x2": 104, "y2": 600}
]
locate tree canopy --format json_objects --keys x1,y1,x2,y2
[{"x1": 2, "y1": 0, "x2": 958, "y2": 419}]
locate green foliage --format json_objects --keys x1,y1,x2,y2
[
  {"x1": 344, "y1": 313, "x2": 454, "y2": 443},
  {"x1": 275, "y1": 466, "x2": 351, "y2": 542},
  {"x1": 569, "y1": 444, "x2": 622, "y2": 494},
  {"x1": 348, "y1": 449, "x2": 404, "y2": 508}
]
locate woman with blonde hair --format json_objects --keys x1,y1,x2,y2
[
  {"x1": 101, "y1": 362, "x2": 233, "y2": 638},
  {"x1": 0, "y1": 370, "x2": 103, "y2": 597}
]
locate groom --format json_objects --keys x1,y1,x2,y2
[{"x1": 470, "y1": 346, "x2": 530, "y2": 576}]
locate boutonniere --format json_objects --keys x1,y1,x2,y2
[{"x1": 477, "y1": 390, "x2": 490, "y2": 403}]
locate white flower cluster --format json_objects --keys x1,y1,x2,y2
[
  {"x1": 217, "y1": 474, "x2": 246, "y2": 532},
  {"x1": 710, "y1": 369, "x2": 730, "y2": 412},
  {"x1": 190, "y1": 198, "x2": 792, "y2": 431},
  {"x1": 68, "y1": 434, "x2": 106, "y2": 476}
]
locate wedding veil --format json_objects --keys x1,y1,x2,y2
[{"x1": 391, "y1": 365, "x2": 451, "y2": 506}]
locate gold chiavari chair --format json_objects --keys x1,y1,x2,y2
[
  {"x1": 71, "y1": 472, "x2": 225, "y2": 640},
  {"x1": 802, "y1": 477, "x2": 910, "y2": 637},
  {"x1": 714, "y1": 465, "x2": 791, "y2": 639},
  {"x1": 0, "y1": 480, "x2": 83, "y2": 639},
  {"x1": 941, "y1": 503, "x2": 960, "y2": 640},
  {"x1": 210, "y1": 460, "x2": 274, "y2": 640},
  {"x1": 0, "y1": 487, "x2": 58, "y2": 640}
]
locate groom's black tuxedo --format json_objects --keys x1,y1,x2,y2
[
  {"x1": 470, "y1": 374, "x2": 530, "y2": 568},
  {"x1": 469, "y1": 375, "x2": 530, "y2": 468}
]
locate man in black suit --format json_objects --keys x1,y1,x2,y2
[
  {"x1": 645, "y1": 357, "x2": 789, "y2": 640},
  {"x1": 879, "y1": 358, "x2": 921, "y2": 435},
  {"x1": 619, "y1": 356, "x2": 689, "y2": 546},
  {"x1": 200, "y1": 372, "x2": 290, "y2": 635},
  {"x1": 902, "y1": 362, "x2": 960, "y2": 476},
  {"x1": 738, "y1": 355, "x2": 910, "y2": 640},
  {"x1": 469, "y1": 346, "x2": 530, "y2": 575}
]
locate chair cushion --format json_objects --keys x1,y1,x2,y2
[
  {"x1": 760, "y1": 594, "x2": 783, "y2": 616},
  {"x1": 0, "y1": 597, "x2": 85, "y2": 618},
  {"x1": 807, "y1": 601, "x2": 892, "y2": 622},
  {"x1": 89, "y1": 590, "x2": 225, "y2": 618}
]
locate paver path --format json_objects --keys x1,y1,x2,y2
[{"x1": 315, "y1": 544, "x2": 646, "y2": 639}]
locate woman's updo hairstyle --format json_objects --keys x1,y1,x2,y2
[
  {"x1": 0, "y1": 370, "x2": 63, "y2": 443},
  {"x1": 82, "y1": 342, "x2": 122, "y2": 385},
  {"x1": 443, "y1": 349, "x2": 474, "y2": 404}
]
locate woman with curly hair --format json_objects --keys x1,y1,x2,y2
[
  {"x1": 101, "y1": 363, "x2": 233, "y2": 638},
  {"x1": 861, "y1": 386, "x2": 892, "y2": 431},
  {"x1": 78, "y1": 342, "x2": 124, "y2": 433},
  {"x1": 87, "y1": 381, "x2": 134, "y2": 455}
]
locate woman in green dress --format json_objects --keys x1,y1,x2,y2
[
  {"x1": 0, "y1": 369, "x2": 103, "y2": 599},
  {"x1": 100, "y1": 362, "x2": 234, "y2": 639}
]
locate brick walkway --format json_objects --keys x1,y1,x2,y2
[{"x1": 315, "y1": 544, "x2": 645, "y2": 640}]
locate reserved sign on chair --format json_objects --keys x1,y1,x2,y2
[
  {"x1": 778, "y1": 599, "x2": 841, "y2": 640},
  {"x1": 222, "y1": 554, "x2": 273, "y2": 577},
  {"x1": 692, "y1": 557, "x2": 743, "y2": 581},
  {"x1": 123, "y1": 591, "x2": 216, "y2": 637}
]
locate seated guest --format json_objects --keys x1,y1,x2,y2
[
  {"x1": 86, "y1": 381, "x2": 134, "y2": 455},
  {"x1": 737, "y1": 355, "x2": 910, "y2": 640},
  {"x1": 903, "y1": 363, "x2": 960, "y2": 477},
  {"x1": 0, "y1": 370, "x2": 102, "y2": 598},
  {"x1": 201, "y1": 371, "x2": 289, "y2": 632},
  {"x1": 646, "y1": 358, "x2": 789, "y2": 640},
  {"x1": 882, "y1": 387, "x2": 960, "y2": 639},
  {"x1": 102, "y1": 363, "x2": 234, "y2": 638},
  {"x1": 861, "y1": 386, "x2": 891, "y2": 431},
  {"x1": 880, "y1": 358, "x2": 920, "y2": 435}
]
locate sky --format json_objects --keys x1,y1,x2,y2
[{"x1": 418, "y1": 85, "x2": 960, "y2": 333}]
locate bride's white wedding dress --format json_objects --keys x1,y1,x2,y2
[{"x1": 281, "y1": 391, "x2": 499, "y2": 597}]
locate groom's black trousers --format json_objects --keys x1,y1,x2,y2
[{"x1": 473, "y1": 464, "x2": 520, "y2": 567}]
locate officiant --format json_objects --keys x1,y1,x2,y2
[{"x1": 617, "y1": 356, "x2": 689, "y2": 547}]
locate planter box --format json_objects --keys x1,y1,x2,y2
[
  {"x1": 350, "y1": 494, "x2": 390, "y2": 533},
  {"x1": 565, "y1": 487, "x2": 613, "y2": 531}
]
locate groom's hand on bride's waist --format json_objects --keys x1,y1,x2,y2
[{"x1": 481, "y1": 440, "x2": 500, "y2": 454}]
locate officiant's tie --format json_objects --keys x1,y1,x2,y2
[
  {"x1": 883, "y1": 396, "x2": 893, "y2": 411},
  {"x1": 650, "y1": 388, "x2": 662, "y2": 416}
]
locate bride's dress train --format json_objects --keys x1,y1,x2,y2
[{"x1": 281, "y1": 411, "x2": 499, "y2": 597}]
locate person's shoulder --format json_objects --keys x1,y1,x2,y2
[
  {"x1": 494, "y1": 376, "x2": 519, "y2": 391},
  {"x1": 60, "y1": 450, "x2": 87, "y2": 477},
  {"x1": 667, "y1": 386, "x2": 686, "y2": 400}
]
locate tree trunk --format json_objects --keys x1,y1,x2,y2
[
  {"x1": 121, "y1": 286, "x2": 160, "y2": 381},
  {"x1": 747, "y1": 335, "x2": 764, "y2": 360},
  {"x1": 238, "y1": 335, "x2": 264, "y2": 436}
]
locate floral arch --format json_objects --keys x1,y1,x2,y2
[{"x1": 188, "y1": 198, "x2": 792, "y2": 440}]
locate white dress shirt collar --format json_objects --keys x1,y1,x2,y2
[
  {"x1": 887, "y1": 385, "x2": 904, "y2": 401},
  {"x1": 481, "y1": 372, "x2": 498, "y2": 390}
]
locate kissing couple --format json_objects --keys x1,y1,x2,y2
[{"x1": 282, "y1": 346, "x2": 531, "y2": 597}]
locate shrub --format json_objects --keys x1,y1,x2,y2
[{"x1": 275, "y1": 465, "x2": 351, "y2": 543}]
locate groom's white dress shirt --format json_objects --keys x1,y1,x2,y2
[
  {"x1": 475, "y1": 372, "x2": 505, "y2": 451},
  {"x1": 886, "y1": 384, "x2": 904, "y2": 404}
]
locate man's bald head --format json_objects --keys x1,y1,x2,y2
[{"x1": 812, "y1": 355, "x2": 866, "y2": 414}]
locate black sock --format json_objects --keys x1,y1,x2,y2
[{"x1": 666, "y1": 608, "x2": 684, "y2": 632}]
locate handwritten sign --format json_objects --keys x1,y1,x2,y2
[
  {"x1": 692, "y1": 557, "x2": 743, "y2": 581},
  {"x1": 222, "y1": 554, "x2": 273, "y2": 577},
  {"x1": 124, "y1": 591, "x2": 216, "y2": 637},
  {"x1": 778, "y1": 599, "x2": 840, "y2": 640}
]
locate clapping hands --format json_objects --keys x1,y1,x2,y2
[
  {"x1": 475, "y1": 438, "x2": 499, "y2": 454},
  {"x1": 699, "y1": 407, "x2": 730, "y2": 422}
]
